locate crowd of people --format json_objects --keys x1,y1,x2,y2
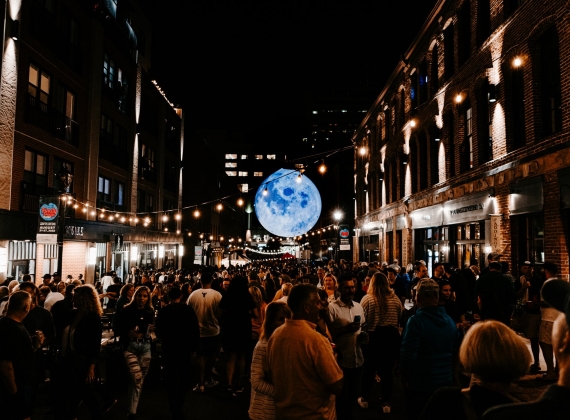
[{"x1": 1, "y1": 254, "x2": 570, "y2": 419}]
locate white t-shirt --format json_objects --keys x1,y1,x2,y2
[
  {"x1": 101, "y1": 275, "x2": 114, "y2": 291},
  {"x1": 187, "y1": 288, "x2": 222, "y2": 337},
  {"x1": 44, "y1": 292, "x2": 64, "y2": 311}
]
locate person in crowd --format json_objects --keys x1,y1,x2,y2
[
  {"x1": 439, "y1": 280, "x2": 470, "y2": 331},
  {"x1": 249, "y1": 301, "x2": 292, "y2": 420},
  {"x1": 18, "y1": 282, "x2": 55, "y2": 391},
  {"x1": 60, "y1": 284, "x2": 116, "y2": 419},
  {"x1": 115, "y1": 283, "x2": 135, "y2": 315},
  {"x1": 0, "y1": 285, "x2": 8, "y2": 315},
  {"x1": 264, "y1": 284, "x2": 343, "y2": 419},
  {"x1": 475, "y1": 261, "x2": 516, "y2": 326},
  {"x1": 105, "y1": 276, "x2": 122, "y2": 311},
  {"x1": 220, "y1": 276, "x2": 258, "y2": 396},
  {"x1": 480, "y1": 252, "x2": 502, "y2": 276},
  {"x1": 113, "y1": 286, "x2": 155, "y2": 419},
  {"x1": 155, "y1": 286, "x2": 200, "y2": 420},
  {"x1": 101, "y1": 271, "x2": 114, "y2": 305},
  {"x1": 277, "y1": 282, "x2": 293, "y2": 303},
  {"x1": 482, "y1": 278, "x2": 570, "y2": 419},
  {"x1": 38, "y1": 285, "x2": 50, "y2": 307},
  {"x1": 420, "y1": 320, "x2": 531, "y2": 420},
  {"x1": 51, "y1": 283, "x2": 78, "y2": 349},
  {"x1": 328, "y1": 274, "x2": 365, "y2": 419},
  {"x1": 180, "y1": 282, "x2": 191, "y2": 303},
  {"x1": 316, "y1": 268, "x2": 326, "y2": 289},
  {"x1": 538, "y1": 262, "x2": 559, "y2": 381},
  {"x1": 262, "y1": 275, "x2": 276, "y2": 303},
  {"x1": 514, "y1": 261, "x2": 544, "y2": 374},
  {"x1": 353, "y1": 273, "x2": 366, "y2": 303},
  {"x1": 442, "y1": 263, "x2": 472, "y2": 313},
  {"x1": 358, "y1": 271, "x2": 403, "y2": 413},
  {"x1": 393, "y1": 264, "x2": 410, "y2": 303},
  {"x1": 322, "y1": 272, "x2": 340, "y2": 303},
  {"x1": 248, "y1": 286, "x2": 267, "y2": 374},
  {"x1": 248, "y1": 271, "x2": 267, "y2": 302},
  {"x1": 400, "y1": 279, "x2": 459, "y2": 420},
  {"x1": 187, "y1": 271, "x2": 222, "y2": 392},
  {"x1": 43, "y1": 281, "x2": 65, "y2": 311},
  {"x1": 316, "y1": 289, "x2": 334, "y2": 342},
  {"x1": 221, "y1": 278, "x2": 231, "y2": 294},
  {"x1": 432, "y1": 262, "x2": 445, "y2": 283},
  {"x1": 150, "y1": 283, "x2": 165, "y2": 312},
  {"x1": 0, "y1": 291, "x2": 44, "y2": 420}
]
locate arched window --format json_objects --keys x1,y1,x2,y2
[
  {"x1": 444, "y1": 24, "x2": 455, "y2": 80},
  {"x1": 460, "y1": 99, "x2": 473, "y2": 173},
  {"x1": 429, "y1": 125, "x2": 440, "y2": 185},
  {"x1": 445, "y1": 111, "x2": 456, "y2": 178},
  {"x1": 538, "y1": 26, "x2": 562, "y2": 137},
  {"x1": 418, "y1": 131, "x2": 428, "y2": 190},
  {"x1": 478, "y1": 80, "x2": 493, "y2": 164},
  {"x1": 505, "y1": 61, "x2": 526, "y2": 150},
  {"x1": 476, "y1": 0, "x2": 491, "y2": 48},
  {"x1": 430, "y1": 44, "x2": 439, "y2": 98},
  {"x1": 458, "y1": 0, "x2": 471, "y2": 67},
  {"x1": 419, "y1": 58, "x2": 428, "y2": 105},
  {"x1": 410, "y1": 137, "x2": 418, "y2": 193}
]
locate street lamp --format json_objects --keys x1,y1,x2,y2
[
  {"x1": 56, "y1": 166, "x2": 73, "y2": 279},
  {"x1": 333, "y1": 210, "x2": 343, "y2": 263}
]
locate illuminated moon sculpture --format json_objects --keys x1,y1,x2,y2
[{"x1": 254, "y1": 168, "x2": 322, "y2": 237}]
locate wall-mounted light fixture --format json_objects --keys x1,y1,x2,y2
[
  {"x1": 489, "y1": 84, "x2": 497, "y2": 103},
  {"x1": 434, "y1": 127, "x2": 442, "y2": 142},
  {"x1": 11, "y1": 20, "x2": 19, "y2": 41}
]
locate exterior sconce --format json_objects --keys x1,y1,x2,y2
[
  {"x1": 489, "y1": 84, "x2": 497, "y2": 103},
  {"x1": 11, "y1": 20, "x2": 19, "y2": 40}
]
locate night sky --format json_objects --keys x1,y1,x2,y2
[{"x1": 151, "y1": 0, "x2": 439, "y2": 140}]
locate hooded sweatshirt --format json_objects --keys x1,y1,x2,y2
[{"x1": 400, "y1": 306, "x2": 458, "y2": 392}]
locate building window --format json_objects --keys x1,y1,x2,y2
[
  {"x1": 239, "y1": 184, "x2": 248, "y2": 192},
  {"x1": 476, "y1": 0, "x2": 491, "y2": 48},
  {"x1": 461, "y1": 105, "x2": 473, "y2": 172},
  {"x1": 137, "y1": 190, "x2": 154, "y2": 213},
  {"x1": 103, "y1": 53, "x2": 115, "y2": 89},
  {"x1": 24, "y1": 149, "x2": 48, "y2": 187},
  {"x1": 115, "y1": 181, "x2": 124, "y2": 206},
  {"x1": 419, "y1": 58, "x2": 428, "y2": 105},
  {"x1": 98, "y1": 176, "x2": 111, "y2": 202},
  {"x1": 444, "y1": 24, "x2": 454, "y2": 80},
  {"x1": 430, "y1": 44, "x2": 439, "y2": 98},
  {"x1": 225, "y1": 162, "x2": 237, "y2": 168},
  {"x1": 508, "y1": 64, "x2": 526, "y2": 150},
  {"x1": 226, "y1": 171, "x2": 237, "y2": 176},
  {"x1": 481, "y1": 82, "x2": 493, "y2": 163},
  {"x1": 241, "y1": 154, "x2": 248, "y2": 159},
  {"x1": 254, "y1": 172, "x2": 263, "y2": 177},
  {"x1": 139, "y1": 144, "x2": 156, "y2": 182},
  {"x1": 266, "y1": 155, "x2": 276, "y2": 160},
  {"x1": 225, "y1": 154, "x2": 237, "y2": 159},
  {"x1": 255, "y1": 155, "x2": 263, "y2": 160},
  {"x1": 446, "y1": 111, "x2": 456, "y2": 177},
  {"x1": 238, "y1": 171, "x2": 248, "y2": 177},
  {"x1": 538, "y1": 26, "x2": 562, "y2": 137},
  {"x1": 458, "y1": 1, "x2": 471, "y2": 67},
  {"x1": 410, "y1": 72, "x2": 418, "y2": 111},
  {"x1": 53, "y1": 159, "x2": 73, "y2": 192},
  {"x1": 54, "y1": 84, "x2": 77, "y2": 144},
  {"x1": 28, "y1": 63, "x2": 50, "y2": 112}
]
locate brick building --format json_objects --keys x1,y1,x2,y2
[
  {"x1": 353, "y1": 0, "x2": 570, "y2": 278},
  {"x1": 0, "y1": 0, "x2": 184, "y2": 283}
]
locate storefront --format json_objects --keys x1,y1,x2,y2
[{"x1": 411, "y1": 190, "x2": 496, "y2": 273}]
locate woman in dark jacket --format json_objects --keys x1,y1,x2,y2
[
  {"x1": 60, "y1": 284, "x2": 114, "y2": 419},
  {"x1": 113, "y1": 286, "x2": 155, "y2": 419}
]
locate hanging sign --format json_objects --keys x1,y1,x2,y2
[{"x1": 38, "y1": 196, "x2": 60, "y2": 234}]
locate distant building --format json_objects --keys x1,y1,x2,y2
[
  {"x1": 353, "y1": 0, "x2": 570, "y2": 277},
  {"x1": 0, "y1": 0, "x2": 183, "y2": 283}
]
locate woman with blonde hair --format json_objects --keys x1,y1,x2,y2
[
  {"x1": 358, "y1": 272, "x2": 403, "y2": 413},
  {"x1": 419, "y1": 320, "x2": 531, "y2": 419},
  {"x1": 247, "y1": 286, "x2": 267, "y2": 374},
  {"x1": 249, "y1": 301, "x2": 292, "y2": 420},
  {"x1": 323, "y1": 272, "x2": 340, "y2": 303},
  {"x1": 60, "y1": 284, "x2": 116, "y2": 418}
]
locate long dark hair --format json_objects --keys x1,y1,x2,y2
[{"x1": 125, "y1": 286, "x2": 153, "y2": 312}]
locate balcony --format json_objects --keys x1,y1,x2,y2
[
  {"x1": 25, "y1": 94, "x2": 79, "y2": 146},
  {"x1": 21, "y1": 181, "x2": 75, "y2": 218}
]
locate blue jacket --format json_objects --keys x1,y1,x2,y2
[{"x1": 400, "y1": 306, "x2": 458, "y2": 392}]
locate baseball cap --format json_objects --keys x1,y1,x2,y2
[
  {"x1": 42, "y1": 274, "x2": 51, "y2": 279},
  {"x1": 360, "y1": 262, "x2": 368, "y2": 267},
  {"x1": 541, "y1": 279, "x2": 570, "y2": 325},
  {"x1": 521, "y1": 261, "x2": 533, "y2": 267},
  {"x1": 381, "y1": 262, "x2": 388, "y2": 267},
  {"x1": 52, "y1": 272, "x2": 60, "y2": 276},
  {"x1": 416, "y1": 279, "x2": 440, "y2": 298}
]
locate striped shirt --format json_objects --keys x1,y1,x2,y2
[
  {"x1": 360, "y1": 293, "x2": 402, "y2": 331},
  {"x1": 249, "y1": 339, "x2": 276, "y2": 420}
]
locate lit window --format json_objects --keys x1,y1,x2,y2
[
  {"x1": 241, "y1": 154, "x2": 248, "y2": 159},
  {"x1": 266, "y1": 155, "x2": 276, "y2": 160},
  {"x1": 225, "y1": 162, "x2": 237, "y2": 168},
  {"x1": 254, "y1": 172, "x2": 263, "y2": 177},
  {"x1": 312, "y1": 111, "x2": 318, "y2": 114},
  {"x1": 225, "y1": 154, "x2": 237, "y2": 159},
  {"x1": 342, "y1": 110, "x2": 347, "y2": 113},
  {"x1": 226, "y1": 171, "x2": 237, "y2": 176},
  {"x1": 255, "y1": 155, "x2": 263, "y2": 159},
  {"x1": 238, "y1": 171, "x2": 248, "y2": 177},
  {"x1": 239, "y1": 184, "x2": 248, "y2": 193}
]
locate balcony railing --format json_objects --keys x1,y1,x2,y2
[{"x1": 21, "y1": 181, "x2": 76, "y2": 218}]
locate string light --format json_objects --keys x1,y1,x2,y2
[
  {"x1": 237, "y1": 197, "x2": 244, "y2": 206},
  {"x1": 319, "y1": 161, "x2": 326, "y2": 174},
  {"x1": 193, "y1": 209, "x2": 200, "y2": 218},
  {"x1": 262, "y1": 187, "x2": 268, "y2": 196},
  {"x1": 175, "y1": 213, "x2": 181, "y2": 221},
  {"x1": 162, "y1": 214, "x2": 169, "y2": 222},
  {"x1": 217, "y1": 203, "x2": 223, "y2": 211},
  {"x1": 296, "y1": 173, "x2": 302, "y2": 183},
  {"x1": 513, "y1": 57, "x2": 522, "y2": 67}
]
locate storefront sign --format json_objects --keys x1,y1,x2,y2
[
  {"x1": 490, "y1": 215, "x2": 501, "y2": 252},
  {"x1": 443, "y1": 192, "x2": 495, "y2": 225},
  {"x1": 65, "y1": 226, "x2": 84, "y2": 237},
  {"x1": 402, "y1": 230, "x2": 409, "y2": 265},
  {"x1": 338, "y1": 224, "x2": 350, "y2": 240},
  {"x1": 36, "y1": 233, "x2": 57, "y2": 244},
  {"x1": 340, "y1": 238, "x2": 350, "y2": 251},
  {"x1": 410, "y1": 204, "x2": 443, "y2": 229},
  {"x1": 194, "y1": 247, "x2": 203, "y2": 258},
  {"x1": 38, "y1": 196, "x2": 60, "y2": 234}
]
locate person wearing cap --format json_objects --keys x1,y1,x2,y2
[
  {"x1": 538, "y1": 262, "x2": 560, "y2": 381},
  {"x1": 400, "y1": 278, "x2": 459, "y2": 420},
  {"x1": 482, "y1": 277, "x2": 570, "y2": 420},
  {"x1": 42, "y1": 273, "x2": 52, "y2": 289},
  {"x1": 480, "y1": 252, "x2": 503, "y2": 276},
  {"x1": 515, "y1": 261, "x2": 544, "y2": 374}
]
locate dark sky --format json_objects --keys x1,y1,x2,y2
[{"x1": 151, "y1": 0, "x2": 439, "y2": 138}]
